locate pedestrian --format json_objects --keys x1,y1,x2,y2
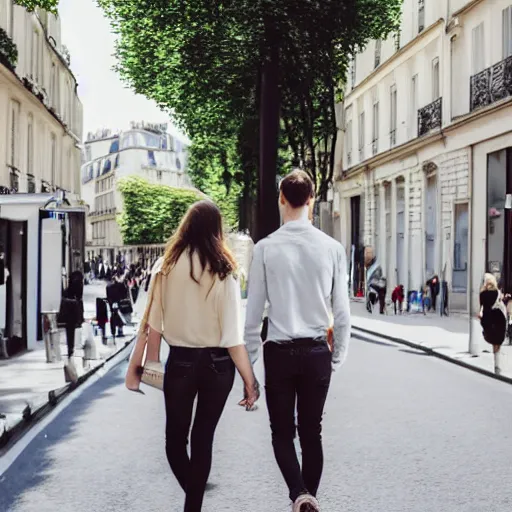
[
  {"x1": 106, "y1": 269, "x2": 129, "y2": 338},
  {"x1": 426, "y1": 275, "x2": 440, "y2": 311},
  {"x1": 391, "y1": 285, "x2": 404, "y2": 315},
  {"x1": 244, "y1": 170, "x2": 351, "y2": 512},
  {"x1": 125, "y1": 200, "x2": 259, "y2": 512},
  {"x1": 58, "y1": 271, "x2": 84, "y2": 383},
  {"x1": 365, "y1": 246, "x2": 386, "y2": 314},
  {"x1": 479, "y1": 273, "x2": 507, "y2": 375}
]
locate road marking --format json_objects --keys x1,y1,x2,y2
[{"x1": 0, "y1": 342, "x2": 132, "y2": 477}]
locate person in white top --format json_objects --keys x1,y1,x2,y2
[{"x1": 125, "y1": 200, "x2": 258, "y2": 512}]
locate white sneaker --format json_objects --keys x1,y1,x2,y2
[{"x1": 292, "y1": 494, "x2": 320, "y2": 512}]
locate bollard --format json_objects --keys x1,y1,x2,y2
[
  {"x1": 42, "y1": 312, "x2": 62, "y2": 363},
  {"x1": 83, "y1": 321, "x2": 98, "y2": 365}
]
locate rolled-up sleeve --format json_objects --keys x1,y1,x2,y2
[
  {"x1": 331, "y1": 247, "x2": 351, "y2": 371},
  {"x1": 244, "y1": 242, "x2": 267, "y2": 365},
  {"x1": 147, "y1": 273, "x2": 164, "y2": 334},
  {"x1": 218, "y1": 274, "x2": 244, "y2": 348}
]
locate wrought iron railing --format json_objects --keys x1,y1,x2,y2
[
  {"x1": 390, "y1": 129, "x2": 396, "y2": 147},
  {"x1": 418, "y1": 97, "x2": 442, "y2": 137},
  {"x1": 470, "y1": 55, "x2": 512, "y2": 112}
]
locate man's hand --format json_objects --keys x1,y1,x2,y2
[{"x1": 238, "y1": 379, "x2": 260, "y2": 411}]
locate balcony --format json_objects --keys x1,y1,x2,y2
[
  {"x1": 418, "y1": 97, "x2": 442, "y2": 137},
  {"x1": 470, "y1": 56, "x2": 512, "y2": 112}
]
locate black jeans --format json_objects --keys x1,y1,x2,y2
[
  {"x1": 65, "y1": 326, "x2": 75, "y2": 357},
  {"x1": 164, "y1": 346, "x2": 235, "y2": 512},
  {"x1": 264, "y1": 339, "x2": 332, "y2": 502}
]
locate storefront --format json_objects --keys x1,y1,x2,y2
[{"x1": 0, "y1": 193, "x2": 85, "y2": 357}]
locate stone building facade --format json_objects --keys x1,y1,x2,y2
[{"x1": 334, "y1": 0, "x2": 512, "y2": 321}]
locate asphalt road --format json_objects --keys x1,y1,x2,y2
[{"x1": 1, "y1": 335, "x2": 512, "y2": 512}]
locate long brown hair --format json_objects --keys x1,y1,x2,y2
[{"x1": 161, "y1": 200, "x2": 237, "y2": 281}]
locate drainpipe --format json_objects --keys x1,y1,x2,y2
[{"x1": 468, "y1": 143, "x2": 478, "y2": 355}]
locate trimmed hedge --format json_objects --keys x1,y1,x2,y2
[{"x1": 118, "y1": 177, "x2": 204, "y2": 245}]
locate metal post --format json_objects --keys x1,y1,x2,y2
[{"x1": 42, "y1": 312, "x2": 61, "y2": 363}]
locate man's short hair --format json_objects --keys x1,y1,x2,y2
[{"x1": 279, "y1": 170, "x2": 314, "y2": 209}]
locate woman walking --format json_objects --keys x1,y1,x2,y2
[
  {"x1": 125, "y1": 200, "x2": 259, "y2": 512},
  {"x1": 479, "y1": 273, "x2": 507, "y2": 374}
]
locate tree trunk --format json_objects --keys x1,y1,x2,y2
[{"x1": 257, "y1": 36, "x2": 280, "y2": 242}]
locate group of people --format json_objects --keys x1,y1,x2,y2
[
  {"x1": 365, "y1": 251, "x2": 448, "y2": 316},
  {"x1": 125, "y1": 170, "x2": 351, "y2": 512}
]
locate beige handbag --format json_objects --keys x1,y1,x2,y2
[
  {"x1": 136, "y1": 265, "x2": 166, "y2": 391},
  {"x1": 140, "y1": 360, "x2": 164, "y2": 390}
]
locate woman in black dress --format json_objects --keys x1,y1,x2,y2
[{"x1": 479, "y1": 273, "x2": 506, "y2": 374}]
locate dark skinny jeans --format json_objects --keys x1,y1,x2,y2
[
  {"x1": 264, "y1": 339, "x2": 332, "y2": 502},
  {"x1": 164, "y1": 346, "x2": 235, "y2": 512}
]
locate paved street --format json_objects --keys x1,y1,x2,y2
[{"x1": 2, "y1": 334, "x2": 512, "y2": 512}]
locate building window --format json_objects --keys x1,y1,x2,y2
[
  {"x1": 346, "y1": 106, "x2": 353, "y2": 166},
  {"x1": 418, "y1": 0, "x2": 425, "y2": 33},
  {"x1": 350, "y1": 57, "x2": 356, "y2": 88},
  {"x1": 109, "y1": 139, "x2": 120, "y2": 153},
  {"x1": 503, "y1": 6, "x2": 512, "y2": 59},
  {"x1": 10, "y1": 171, "x2": 18, "y2": 192},
  {"x1": 372, "y1": 99, "x2": 379, "y2": 155},
  {"x1": 148, "y1": 150, "x2": 157, "y2": 167},
  {"x1": 114, "y1": 153, "x2": 120, "y2": 168},
  {"x1": 51, "y1": 65, "x2": 60, "y2": 111},
  {"x1": 374, "y1": 40, "x2": 382, "y2": 69},
  {"x1": 358, "y1": 111, "x2": 365, "y2": 162},
  {"x1": 50, "y1": 134, "x2": 57, "y2": 185},
  {"x1": 432, "y1": 57, "x2": 440, "y2": 100},
  {"x1": 103, "y1": 158, "x2": 111, "y2": 174},
  {"x1": 4, "y1": 0, "x2": 13, "y2": 37},
  {"x1": 472, "y1": 23, "x2": 485, "y2": 74},
  {"x1": 8, "y1": 99, "x2": 20, "y2": 171},
  {"x1": 31, "y1": 29, "x2": 40, "y2": 81},
  {"x1": 410, "y1": 75, "x2": 418, "y2": 138},
  {"x1": 394, "y1": 31, "x2": 401, "y2": 52},
  {"x1": 390, "y1": 85, "x2": 397, "y2": 147},
  {"x1": 27, "y1": 115, "x2": 34, "y2": 176}
]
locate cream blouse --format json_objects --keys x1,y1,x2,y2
[{"x1": 147, "y1": 252, "x2": 243, "y2": 349}]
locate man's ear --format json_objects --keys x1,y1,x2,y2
[{"x1": 279, "y1": 191, "x2": 286, "y2": 205}]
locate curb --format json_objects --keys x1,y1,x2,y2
[
  {"x1": 0, "y1": 337, "x2": 135, "y2": 454},
  {"x1": 352, "y1": 325, "x2": 512, "y2": 386}
]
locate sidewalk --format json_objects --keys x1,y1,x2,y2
[
  {"x1": 0, "y1": 281, "x2": 140, "y2": 448},
  {"x1": 350, "y1": 300, "x2": 512, "y2": 381}
]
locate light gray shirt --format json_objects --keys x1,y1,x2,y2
[{"x1": 244, "y1": 219, "x2": 351, "y2": 371}]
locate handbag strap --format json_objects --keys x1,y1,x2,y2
[{"x1": 137, "y1": 260, "x2": 168, "y2": 341}]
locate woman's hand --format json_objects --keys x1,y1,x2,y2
[{"x1": 240, "y1": 379, "x2": 260, "y2": 411}]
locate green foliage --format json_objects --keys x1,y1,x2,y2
[
  {"x1": 187, "y1": 137, "x2": 241, "y2": 231},
  {"x1": 0, "y1": 28, "x2": 18, "y2": 69},
  {"x1": 117, "y1": 177, "x2": 203, "y2": 245},
  {"x1": 100, "y1": 0, "x2": 403, "y2": 229},
  {"x1": 15, "y1": 0, "x2": 59, "y2": 12}
]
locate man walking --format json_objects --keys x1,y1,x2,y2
[{"x1": 244, "y1": 170, "x2": 351, "y2": 512}]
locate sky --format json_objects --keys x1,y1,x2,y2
[{"x1": 59, "y1": 0, "x2": 188, "y2": 141}]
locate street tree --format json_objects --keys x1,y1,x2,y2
[
  {"x1": 15, "y1": 0, "x2": 59, "y2": 12},
  {"x1": 99, "y1": 0, "x2": 402, "y2": 240}
]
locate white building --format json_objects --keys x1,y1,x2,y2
[
  {"x1": 336, "y1": 0, "x2": 512, "y2": 322},
  {"x1": 0, "y1": 2, "x2": 83, "y2": 194},
  {"x1": 81, "y1": 122, "x2": 193, "y2": 264},
  {"x1": 0, "y1": 3, "x2": 83, "y2": 355}
]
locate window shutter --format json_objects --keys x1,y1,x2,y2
[{"x1": 503, "y1": 6, "x2": 512, "y2": 59}]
